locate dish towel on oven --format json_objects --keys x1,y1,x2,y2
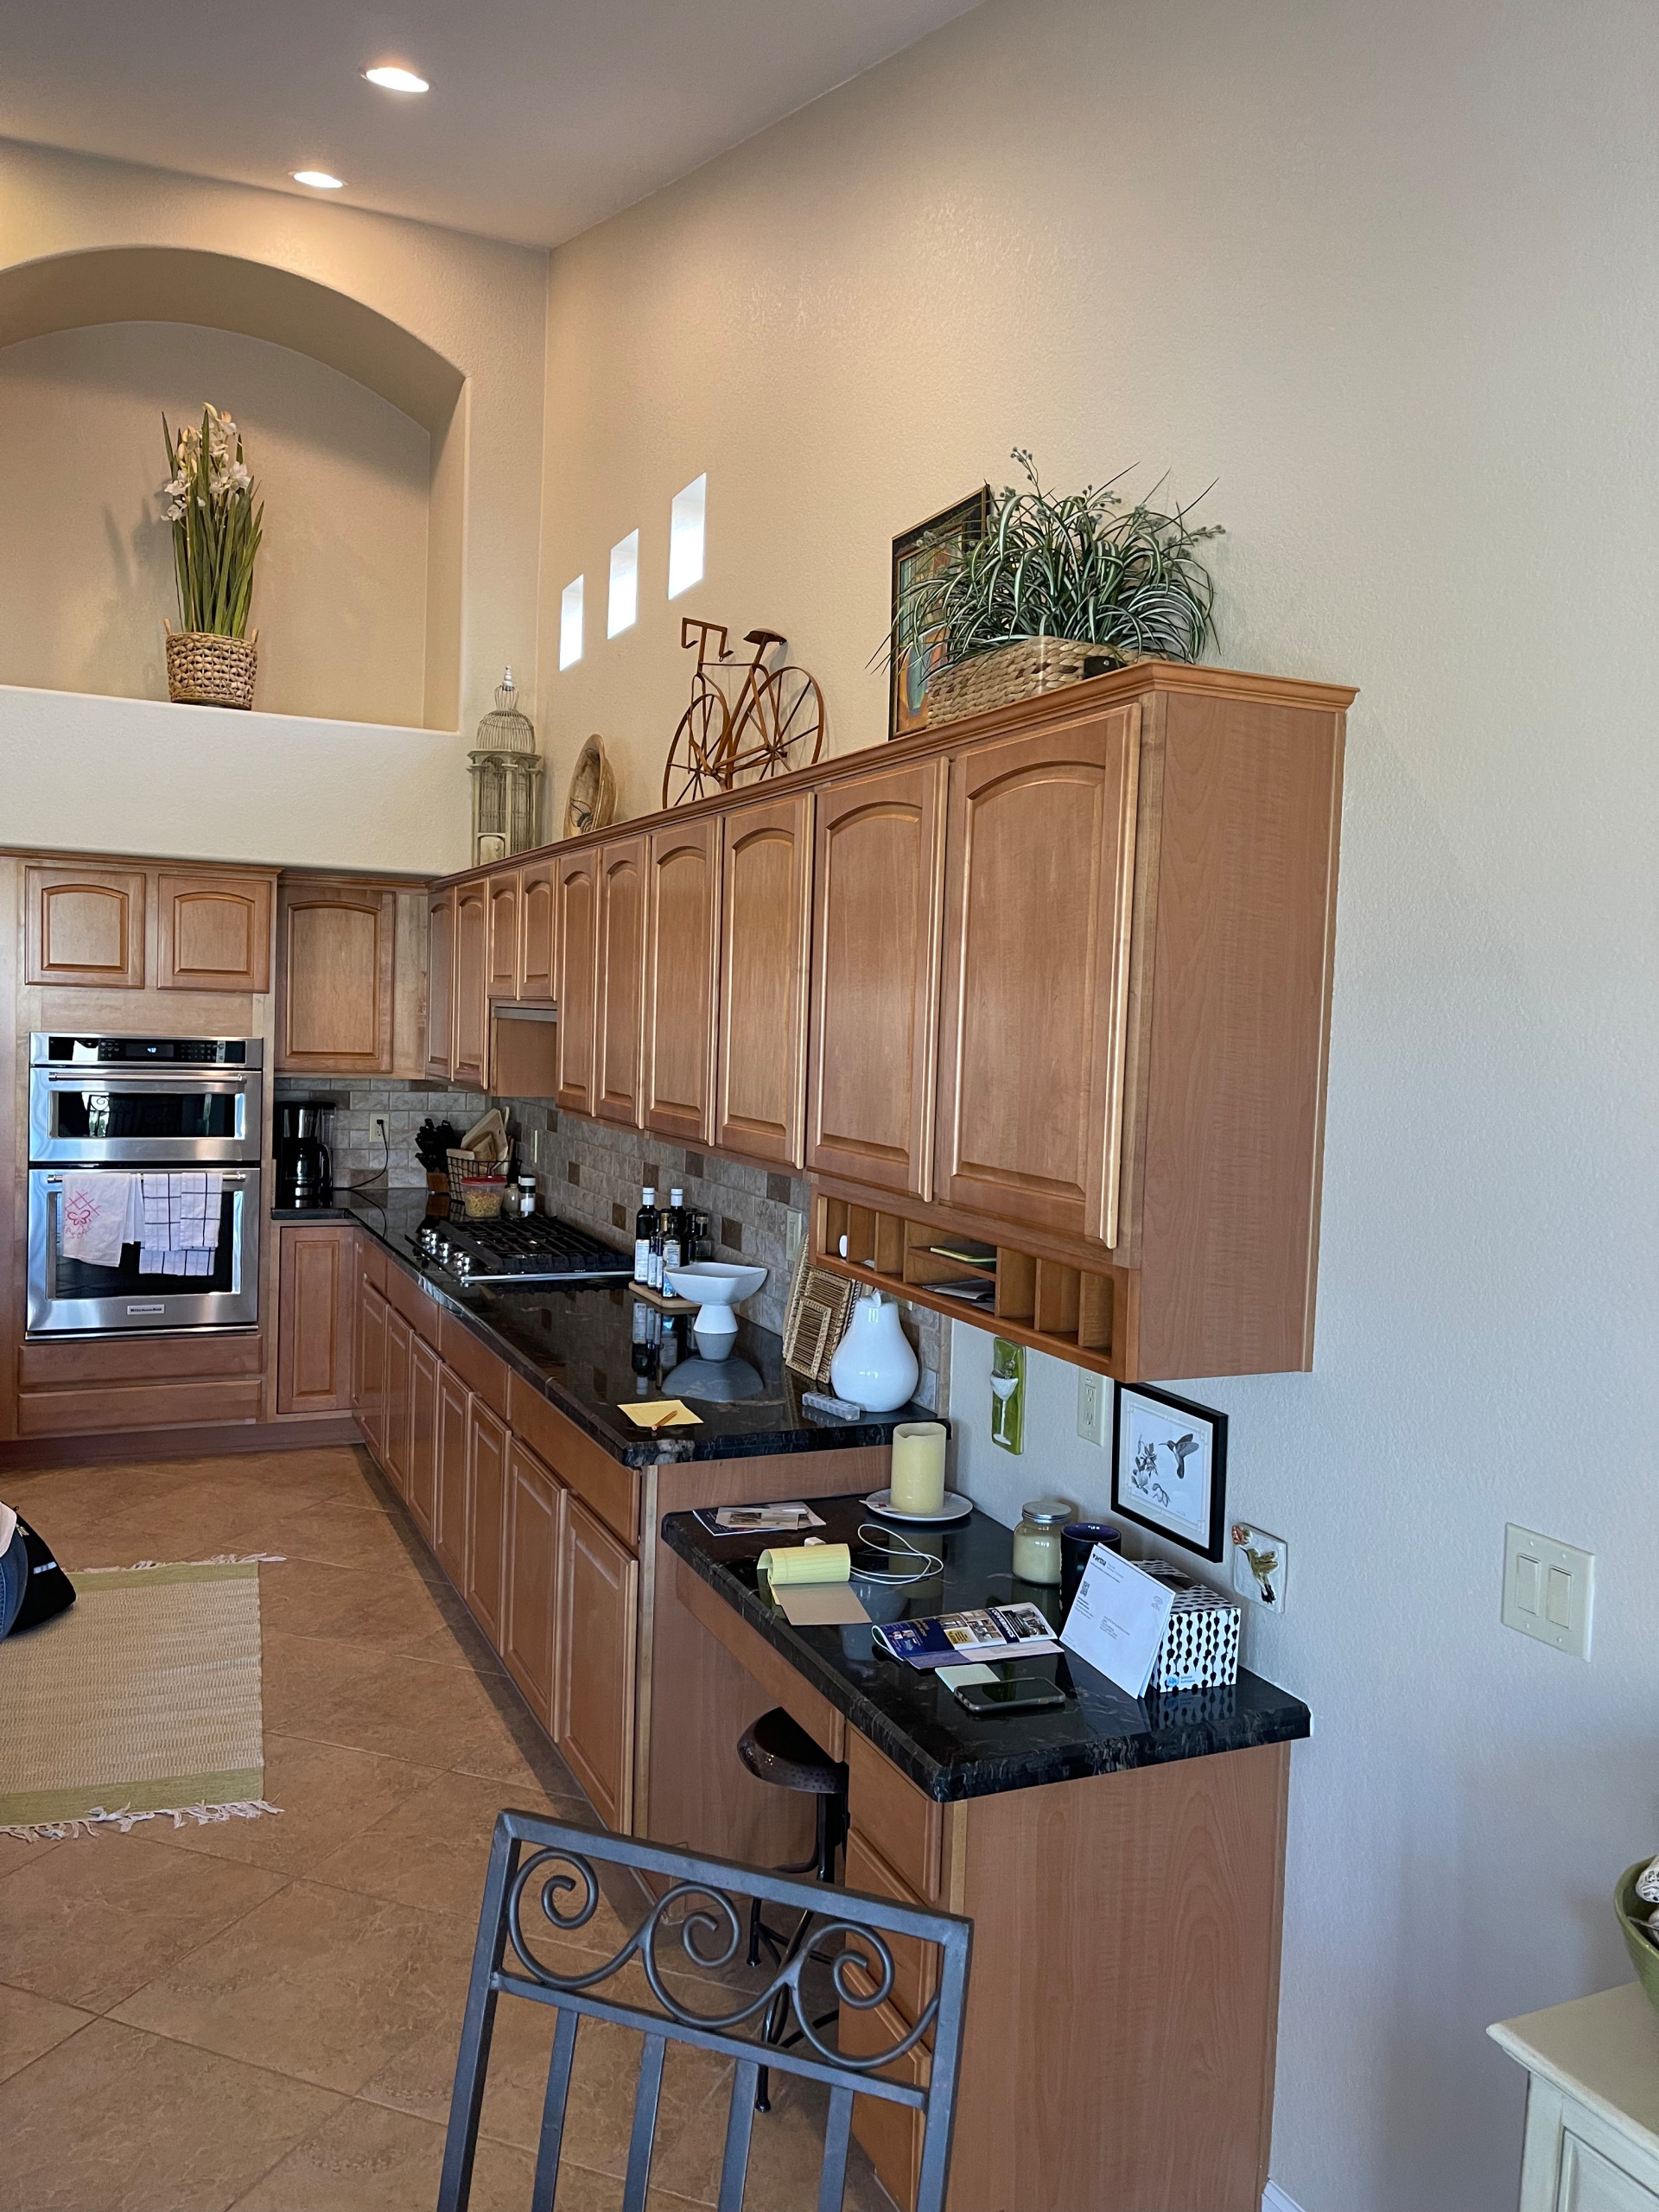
[
  {"x1": 59, "y1": 1173, "x2": 137, "y2": 1268},
  {"x1": 139, "y1": 1173, "x2": 224, "y2": 1278}
]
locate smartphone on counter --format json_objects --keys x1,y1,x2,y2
[{"x1": 944, "y1": 1668, "x2": 1067, "y2": 1716}]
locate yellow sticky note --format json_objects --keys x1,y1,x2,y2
[
  {"x1": 757, "y1": 1543, "x2": 852, "y2": 1586},
  {"x1": 619, "y1": 1399, "x2": 701, "y2": 1429}
]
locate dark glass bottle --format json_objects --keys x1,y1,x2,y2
[
  {"x1": 660, "y1": 1187, "x2": 686, "y2": 1281},
  {"x1": 633, "y1": 1186, "x2": 658, "y2": 1285}
]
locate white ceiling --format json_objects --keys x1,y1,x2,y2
[{"x1": 0, "y1": 0, "x2": 982, "y2": 249}]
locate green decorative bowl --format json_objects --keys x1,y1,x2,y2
[{"x1": 1616, "y1": 1860, "x2": 1659, "y2": 2018}]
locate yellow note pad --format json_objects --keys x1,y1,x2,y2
[
  {"x1": 618, "y1": 1399, "x2": 701, "y2": 1429},
  {"x1": 757, "y1": 1542, "x2": 852, "y2": 1586}
]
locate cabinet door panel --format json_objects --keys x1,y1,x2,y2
[
  {"x1": 435, "y1": 1363, "x2": 470, "y2": 1584},
  {"x1": 276, "y1": 1224, "x2": 354, "y2": 1413},
  {"x1": 466, "y1": 1397, "x2": 509, "y2": 1646},
  {"x1": 26, "y1": 865, "x2": 145, "y2": 988},
  {"x1": 715, "y1": 794, "x2": 812, "y2": 1167},
  {"x1": 556, "y1": 1497, "x2": 639, "y2": 1831},
  {"x1": 383, "y1": 1307, "x2": 411, "y2": 1499},
  {"x1": 279, "y1": 884, "x2": 395, "y2": 1072},
  {"x1": 355, "y1": 1281, "x2": 387, "y2": 1464},
  {"x1": 807, "y1": 760, "x2": 945, "y2": 1199},
  {"x1": 452, "y1": 882, "x2": 489, "y2": 1090},
  {"x1": 406, "y1": 1335, "x2": 440, "y2": 1543},
  {"x1": 595, "y1": 836, "x2": 646, "y2": 1128},
  {"x1": 504, "y1": 1439, "x2": 564, "y2": 1726},
  {"x1": 158, "y1": 873, "x2": 272, "y2": 993},
  {"x1": 487, "y1": 872, "x2": 521, "y2": 1001},
  {"x1": 644, "y1": 817, "x2": 719, "y2": 1145},
  {"x1": 934, "y1": 705, "x2": 1140, "y2": 1247},
  {"x1": 520, "y1": 859, "x2": 556, "y2": 1001},
  {"x1": 554, "y1": 852, "x2": 599, "y2": 1116},
  {"x1": 426, "y1": 887, "x2": 454, "y2": 1081}
]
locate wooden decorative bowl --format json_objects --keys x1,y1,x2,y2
[{"x1": 563, "y1": 734, "x2": 616, "y2": 838}]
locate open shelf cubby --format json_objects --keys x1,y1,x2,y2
[{"x1": 813, "y1": 1193, "x2": 1128, "y2": 1381}]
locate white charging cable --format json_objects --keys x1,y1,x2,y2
[{"x1": 852, "y1": 1523, "x2": 945, "y2": 1584}]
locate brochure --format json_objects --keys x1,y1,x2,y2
[
  {"x1": 693, "y1": 1501, "x2": 828, "y2": 1535},
  {"x1": 874, "y1": 1602, "x2": 1063, "y2": 1670}
]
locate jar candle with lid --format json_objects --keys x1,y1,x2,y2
[{"x1": 1011, "y1": 1497, "x2": 1076, "y2": 1584}]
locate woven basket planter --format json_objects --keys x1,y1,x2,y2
[
  {"x1": 925, "y1": 636, "x2": 1131, "y2": 728},
  {"x1": 164, "y1": 626, "x2": 258, "y2": 710}
]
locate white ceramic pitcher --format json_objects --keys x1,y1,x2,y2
[{"x1": 829, "y1": 1289, "x2": 919, "y2": 1413}]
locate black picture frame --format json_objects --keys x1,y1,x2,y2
[
  {"x1": 1110, "y1": 1381, "x2": 1229, "y2": 1560},
  {"x1": 888, "y1": 486, "x2": 989, "y2": 741}
]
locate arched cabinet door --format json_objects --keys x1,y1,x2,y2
[
  {"x1": 643, "y1": 816, "x2": 720, "y2": 1147},
  {"x1": 158, "y1": 873, "x2": 272, "y2": 993},
  {"x1": 594, "y1": 836, "x2": 646, "y2": 1128},
  {"x1": 451, "y1": 881, "x2": 489, "y2": 1090},
  {"x1": 26, "y1": 865, "x2": 146, "y2": 988},
  {"x1": 715, "y1": 792, "x2": 813, "y2": 1168},
  {"x1": 519, "y1": 859, "x2": 556, "y2": 1001},
  {"x1": 554, "y1": 850, "x2": 599, "y2": 1116}
]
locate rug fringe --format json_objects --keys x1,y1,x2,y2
[
  {"x1": 0, "y1": 1798, "x2": 283, "y2": 1842},
  {"x1": 81, "y1": 1552, "x2": 289, "y2": 1572}
]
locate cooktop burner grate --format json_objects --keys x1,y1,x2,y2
[{"x1": 411, "y1": 1211, "x2": 633, "y2": 1283}]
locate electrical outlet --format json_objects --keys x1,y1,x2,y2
[
  {"x1": 1503, "y1": 1524, "x2": 1594, "y2": 1658},
  {"x1": 1077, "y1": 1370, "x2": 1106, "y2": 1446},
  {"x1": 371, "y1": 1114, "x2": 389, "y2": 1152}
]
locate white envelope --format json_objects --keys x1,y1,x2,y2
[{"x1": 1060, "y1": 1548, "x2": 1175, "y2": 1699}]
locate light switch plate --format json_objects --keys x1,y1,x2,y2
[
  {"x1": 1503, "y1": 1524, "x2": 1594, "y2": 1658},
  {"x1": 1077, "y1": 1370, "x2": 1105, "y2": 1446}
]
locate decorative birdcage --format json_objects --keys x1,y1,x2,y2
[{"x1": 468, "y1": 667, "x2": 543, "y2": 865}]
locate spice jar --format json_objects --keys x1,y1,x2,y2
[{"x1": 1011, "y1": 1497, "x2": 1075, "y2": 1584}]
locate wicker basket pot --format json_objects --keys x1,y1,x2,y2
[
  {"x1": 925, "y1": 636, "x2": 1130, "y2": 728},
  {"x1": 165, "y1": 626, "x2": 258, "y2": 710}
]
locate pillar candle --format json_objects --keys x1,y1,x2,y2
[{"x1": 889, "y1": 1421, "x2": 947, "y2": 1515}]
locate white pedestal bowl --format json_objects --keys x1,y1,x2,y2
[{"x1": 664, "y1": 1261, "x2": 767, "y2": 1360}]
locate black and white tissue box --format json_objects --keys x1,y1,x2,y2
[{"x1": 1137, "y1": 1559, "x2": 1241, "y2": 1691}]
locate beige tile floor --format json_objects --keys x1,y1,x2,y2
[{"x1": 0, "y1": 1446, "x2": 895, "y2": 2212}]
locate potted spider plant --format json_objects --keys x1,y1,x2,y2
[
  {"x1": 887, "y1": 449, "x2": 1222, "y2": 726},
  {"x1": 159, "y1": 404, "x2": 264, "y2": 709}
]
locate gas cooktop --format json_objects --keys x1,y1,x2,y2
[{"x1": 412, "y1": 1211, "x2": 634, "y2": 1285}]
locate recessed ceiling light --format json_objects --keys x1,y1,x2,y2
[
  {"x1": 292, "y1": 170, "x2": 345, "y2": 190},
  {"x1": 362, "y1": 64, "x2": 429, "y2": 92}
]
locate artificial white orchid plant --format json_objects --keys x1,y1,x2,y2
[{"x1": 160, "y1": 404, "x2": 264, "y2": 639}]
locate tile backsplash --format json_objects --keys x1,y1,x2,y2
[{"x1": 275, "y1": 1077, "x2": 947, "y2": 1412}]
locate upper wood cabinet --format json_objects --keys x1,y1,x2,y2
[
  {"x1": 426, "y1": 887, "x2": 454, "y2": 1082},
  {"x1": 933, "y1": 705, "x2": 1141, "y2": 1249},
  {"x1": 452, "y1": 880, "x2": 489, "y2": 1090},
  {"x1": 554, "y1": 849, "x2": 599, "y2": 1117},
  {"x1": 520, "y1": 858, "x2": 556, "y2": 1001},
  {"x1": 277, "y1": 880, "x2": 396, "y2": 1073},
  {"x1": 25, "y1": 864, "x2": 146, "y2": 988},
  {"x1": 486, "y1": 871, "x2": 520, "y2": 1002},
  {"x1": 158, "y1": 872, "x2": 272, "y2": 994},
  {"x1": 715, "y1": 792, "x2": 813, "y2": 1168},
  {"x1": 807, "y1": 759, "x2": 945, "y2": 1201},
  {"x1": 643, "y1": 817, "x2": 720, "y2": 1147},
  {"x1": 594, "y1": 836, "x2": 646, "y2": 1128}
]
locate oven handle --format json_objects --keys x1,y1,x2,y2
[
  {"x1": 41, "y1": 1173, "x2": 250, "y2": 1185},
  {"x1": 44, "y1": 1074, "x2": 254, "y2": 1090}
]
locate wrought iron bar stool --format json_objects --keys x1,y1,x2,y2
[{"x1": 737, "y1": 1707, "x2": 849, "y2": 2109}]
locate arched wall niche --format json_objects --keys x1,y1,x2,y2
[{"x1": 0, "y1": 245, "x2": 467, "y2": 730}]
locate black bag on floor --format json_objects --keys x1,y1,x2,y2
[{"x1": 11, "y1": 1516, "x2": 75, "y2": 1633}]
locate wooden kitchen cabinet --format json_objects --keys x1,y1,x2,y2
[
  {"x1": 465, "y1": 1396, "x2": 509, "y2": 1644},
  {"x1": 643, "y1": 816, "x2": 720, "y2": 1146},
  {"x1": 434, "y1": 1361, "x2": 470, "y2": 1585},
  {"x1": 519, "y1": 857, "x2": 556, "y2": 1001},
  {"x1": 487, "y1": 871, "x2": 520, "y2": 1001},
  {"x1": 556, "y1": 1495, "x2": 639, "y2": 1831},
  {"x1": 277, "y1": 880, "x2": 396, "y2": 1073},
  {"x1": 382, "y1": 1306, "x2": 412, "y2": 1499},
  {"x1": 406, "y1": 1334, "x2": 441, "y2": 1544},
  {"x1": 276, "y1": 1224, "x2": 355, "y2": 1414},
  {"x1": 594, "y1": 836, "x2": 646, "y2": 1128},
  {"x1": 503, "y1": 1438, "x2": 564, "y2": 1726},
  {"x1": 25, "y1": 863, "x2": 146, "y2": 988},
  {"x1": 715, "y1": 791, "x2": 813, "y2": 1167},
  {"x1": 355, "y1": 1281, "x2": 387, "y2": 1461},
  {"x1": 157, "y1": 872, "x2": 273, "y2": 994},
  {"x1": 426, "y1": 886, "x2": 454, "y2": 1081},
  {"x1": 932, "y1": 703, "x2": 1141, "y2": 1248},
  {"x1": 554, "y1": 849, "x2": 599, "y2": 1116},
  {"x1": 807, "y1": 758, "x2": 945, "y2": 1201},
  {"x1": 452, "y1": 880, "x2": 489, "y2": 1090}
]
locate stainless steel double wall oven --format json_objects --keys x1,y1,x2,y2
[{"x1": 27, "y1": 1033, "x2": 264, "y2": 1337}]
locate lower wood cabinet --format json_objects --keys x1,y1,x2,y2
[
  {"x1": 406, "y1": 1335, "x2": 441, "y2": 1544},
  {"x1": 503, "y1": 1439, "x2": 564, "y2": 1726},
  {"x1": 356, "y1": 1282, "x2": 387, "y2": 1462},
  {"x1": 556, "y1": 1496, "x2": 639, "y2": 1832},
  {"x1": 465, "y1": 1396, "x2": 509, "y2": 1645},
  {"x1": 435, "y1": 1362, "x2": 470, "y2": 1585},
  {"x1": 276, "y1": 1224, "x2": 356, "y2": 1413},
  {"x1": 383, "y1": 1307, "x2": 411, "y2": 1500}
]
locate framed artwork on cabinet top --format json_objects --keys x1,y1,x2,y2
[
  {"x1": 1111, "y1": 1381, "x2": 1228, "y2": 1560},
  {"x1": 888, "y1": 486, "x2": 989, "y2": 741}
]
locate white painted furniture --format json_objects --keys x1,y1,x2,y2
[{"x1": 1491, "y1": 1984, "x2": 1659, "y2": 2210}]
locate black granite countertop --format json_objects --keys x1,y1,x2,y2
[
  {"x1": 663, "y1": 1493, "x2": 1311, "y2": 1802},
  {"x1": 272, "y1": 1186, "x2": 937, "y2": 1472}
]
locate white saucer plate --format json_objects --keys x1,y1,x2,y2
[{"x1": 862, "y1": 1488, "x2": 973, "y2": 1524}]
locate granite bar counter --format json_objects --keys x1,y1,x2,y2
[
  {"x1": 664, "y1": 1491, "x2": 1311, "y2": 1802},
  {"x1": 272, "y1": 1186, "x2": 936, "y2": 1470}
]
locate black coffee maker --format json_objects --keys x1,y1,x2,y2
[{"x1": 275, "y1": 1099, "x2": 334, "y2": 1208}]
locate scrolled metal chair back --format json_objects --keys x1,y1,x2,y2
[{"x1": 438, "y1": 1811, "x2": 971, "y2": 2212}]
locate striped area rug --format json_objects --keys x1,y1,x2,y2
[{"x1": 0, "y1": 1556, "x2": 280, "y2": 1840}]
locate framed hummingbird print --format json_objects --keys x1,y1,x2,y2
[{"x1": 1111, "y1": 1382, "x2": 1227, "y2": 1560}]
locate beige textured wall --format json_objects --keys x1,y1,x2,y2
[
  {"x1": 534, "y1": 6, "x2": 1659, "y2": 2211},
  {"x1": 0, "y1": 321, "x2": 429, "y2": 724}
]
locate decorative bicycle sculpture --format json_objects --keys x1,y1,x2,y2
[{"x1": 662, "y1": 619, "x2": 826, "y2": 809}]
